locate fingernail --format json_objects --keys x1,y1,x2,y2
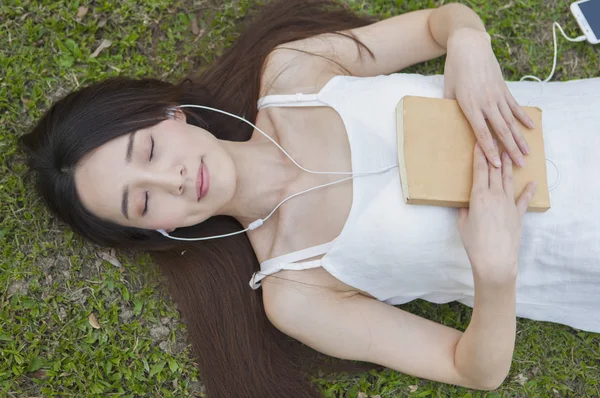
[
  {"x1": 493, "y1": 157, "x2": 502, "y2": 167},
  {"x1": 523, "y1": 143, "x2": 531, "y2": 155},
  {"x1": 528, "y1": 116, "x2": 536, "y2": 128},
  {"x1": 517, "y1": 157, "x2": 526, "y2": 167}
]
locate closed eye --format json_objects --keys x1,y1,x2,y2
[
  {"x1": 142, "y1": 191, "x2": 149, "y2": 216},
  {"x1": 149, "y1": 137, "x2": 154, "y2": 162}
]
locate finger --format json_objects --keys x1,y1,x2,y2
[
  {"x1": 498, "y1": 99, "x2": 530, "y2": 156},
  {"x1": 505, "y1": 88, "x2": 536, "y2": 129},
  {"x1": 516, "y1": 181, "x2": 537, "y2": 217},
  {"x1": 484, "y1": 105, "x2": 526, "y2": 168},
  {"x1": 489, "y1": 141, "x2": 503, "y2": 190},
  {"x1": 460, "y1": 103, "x2": 501, "y2": 167},
  {"x1": 501, "y1": 152, "x2": 514, "y2": 198},
  {"x1": 472, "y1": 142, "x2": 489, "y2": 190}
]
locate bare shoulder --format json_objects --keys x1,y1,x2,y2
[
  {"x1": 261, "y1": 267, "x2": 361, "y2": 328},
  {"x1": 259, "y1": 36, "x2": 346, "y2": 98}
]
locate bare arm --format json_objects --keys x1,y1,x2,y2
[
  {"x1": 262, "y1": 145, "x2": 535, "y2": 390},
  {"x1": 263, "y1": 271, "x2": 514, "y2": 390},
  {"x1": 428, "y1": 3, "x2": 487, "y2": 49},
  {"x1": 454, "y1": 143, "x2": 536, "y2": 385},
  {"x1": 268, "y1": 3, "x2": 487, "y2": 78},
  {"x1": 454, "y1": 278, "x2": 516, "y2": 386}
]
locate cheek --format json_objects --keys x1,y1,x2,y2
[
  {"x1": 171, "y1": 123, "x2": 199, "y2": 146},
  {"x1": 152, "y1": 207, "x2": 186, "y2": 230},
  {"x1": 144, "y1": 194, "x2": 182, "y2": 229},
  {"x1": 150, "y1": 197, "x2": 203, "y2": 230}
]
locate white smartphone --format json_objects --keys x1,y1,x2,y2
[{"x1": 571, "y1": 0, "x2": 600, "y2": 44}]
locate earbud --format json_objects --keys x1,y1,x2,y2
[{"x1": 166, "y1": 108, "x2": 176, "y2": 119}]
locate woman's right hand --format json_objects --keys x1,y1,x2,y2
[{"x1": 457, "y1": 142, "x2": 536, "y2": 285}]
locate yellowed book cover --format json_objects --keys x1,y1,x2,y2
[{"x1": 396, "y1": 96, "x2": 550, "y2": 212}]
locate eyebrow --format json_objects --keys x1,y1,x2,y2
[
  {"x1": 121, "y1": 132, "x2": 136, "y2": 219},
  {"x1": 126, "y1": 131, "x2": 136, "y2": 163}
]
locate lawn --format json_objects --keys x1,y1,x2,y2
[{"x1": 1, "y1": 0, "x2": 599, "y2": 397}]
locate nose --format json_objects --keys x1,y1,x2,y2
[{"x1": 144, "y1": 164, "x2": 186, "y2": 195}]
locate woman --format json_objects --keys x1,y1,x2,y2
[{"x1": 20, "y1": 0, "x2": 600, "y2": 396}]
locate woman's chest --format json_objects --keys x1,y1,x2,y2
[{"x1": 250, "y1": 105, "x2": 355, "y2": 265}]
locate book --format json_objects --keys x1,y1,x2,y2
[{"x1": 395, "y1": 96, "x2": 550, "y2": 212}]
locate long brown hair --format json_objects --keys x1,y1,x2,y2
[{"x1": 20, "y1": 0, "x2": 379, "y2": 396}]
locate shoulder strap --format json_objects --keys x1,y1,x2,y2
[
  {"x1": 249, "y1": 240, "x2": 335, "y2": 289},
  {"x1": 257, "y1": 92, "x2": 327, "y2": 111}
]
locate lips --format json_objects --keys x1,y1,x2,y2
[{"x1": 196, "y1": 159, "x2": 209, "y2": 201}]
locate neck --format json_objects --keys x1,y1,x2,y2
[{"x1": 217, "y1": 133, "x2": 299, "y2": 228}]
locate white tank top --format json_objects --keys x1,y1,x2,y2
[{"x1": 249, "y1": 73, "x2": 600, "y2": 334}]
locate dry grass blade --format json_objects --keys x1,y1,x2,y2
[
  {"x1": 88, "y1": 313, "x2": 101, "y2": 329},
  {"x1": 90, "y1": 39, "x2": 112, "y2": 58},
  {"x1": 76, "y1": 6, "x2": 88, "y2": 22}
]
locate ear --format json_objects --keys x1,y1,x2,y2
[{"x1": 170, "y1": 108, "x2": 187, "y2": 123}]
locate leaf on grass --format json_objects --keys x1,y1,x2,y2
[
  {"x1": 167, "y1": 358, "x2": 179, "y2": 373},
  {"x1": 149, "y1": 361, "x2": 166, "y2": 378},
  {"x1": 28, "y1": 356, "x2": 43, "y2": 373},
  {"x1": 76, "y1": 6, "x2": 89, "y2": 22},
  {"x1": 98, "y1": 18, "x2": 107, "y2": 28},
  {"x1": 91, "y1": 39, "x2": 112, "y2": 58},
  {"x1": 122, "y1": 287, "x2": 130, "y2": 301},
  {"x1": 65, "y1": 38, "x2": 82, "y2": 58},
  {"x1": 88, "y1": 313, "x2": 101, "y2": 329},
  {"x1": 133, "y1": 299, "x2": 143, "y2": 316},
  {"x1": 357, "y1": 393, "x2": 368, "y2": 398},
  {"x1": 99, "y1": 250, "x2": 121, "y2": 267},
  {"x1": 28, "y1": 369, "x2": 47, "y2": 379},
  {"x1": 191, "y1": 17, "x2": 199, "y2": 35},
  {"x1": 409, "y1": 385, "x2": 418, "y2": 392},
  {"x1": 59, "y1": 54, "x2": 74, "y2": 68}
]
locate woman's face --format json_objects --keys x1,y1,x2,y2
[{"x1": 75, "y1": 112, "x2": 237, "y2": 231}]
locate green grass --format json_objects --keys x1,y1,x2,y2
[{"x1": 1, "y1": 0, "x2": 599, "y2": 397}]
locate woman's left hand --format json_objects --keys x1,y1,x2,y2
[{"x1": 443, "y1": 27, "x2": 536, "y2": 169}]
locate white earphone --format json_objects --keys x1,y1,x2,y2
[
  {"x1": 156, "y1": 104, "x2": 397, "y2": 241},
  {"x1": 157, "y1": 22, "x2": 584, "y2": 242}
]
